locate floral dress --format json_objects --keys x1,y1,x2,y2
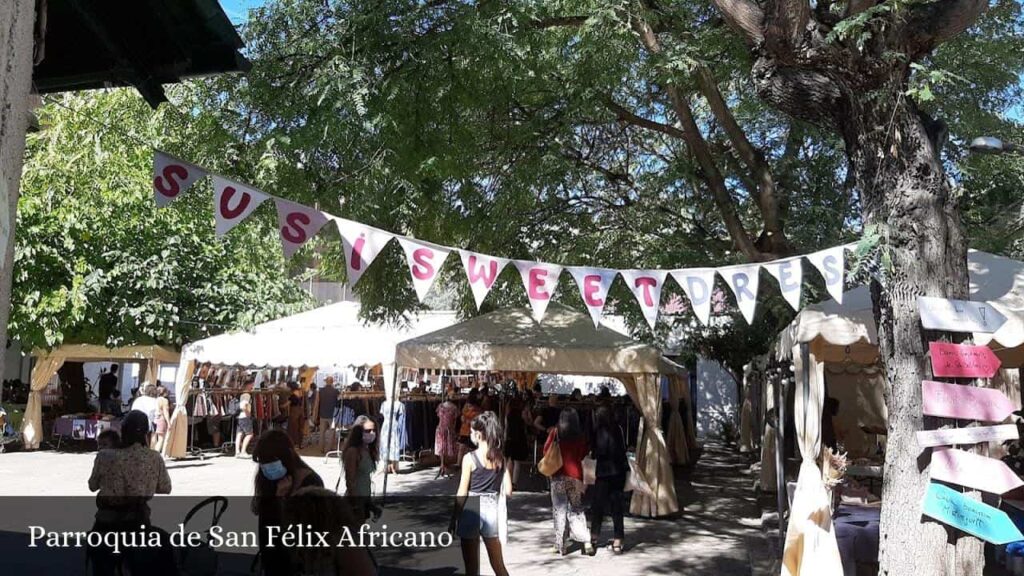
[{"x1": 435, "y1": 401, "x2": 459, "y2": 460}]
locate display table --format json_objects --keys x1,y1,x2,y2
[
  {"x1": 834, "y1": 504, "x2": 880, "y2": 576},
  {"x1": 52, "y1": 415, "x2": 122, "y2": 450}
]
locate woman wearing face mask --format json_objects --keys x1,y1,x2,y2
[
  {"x1": 342, "y1": 415, "x2": 381, "y2": 522},
  {"x1": 251, "y1": 429, "x2": 324, "y2": 575},
  {"x1": 451, "y1": 411, "x2": 512, "y2": 576}
]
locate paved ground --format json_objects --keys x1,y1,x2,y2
[{"x1": 0, "y1": 441, "x2": 777, "y2": 575}]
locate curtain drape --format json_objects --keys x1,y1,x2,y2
[
  {"x1": 21, "y1": 355, "x2": 66, "y2": 449},
  {"x1": 759, "y1": 373, "x2": 778, "y2": 493},
  {"x1": 164, "y1": 360, "x2": 196, "y2": 458},
  {"x1": 782, "y1": 343, "x2": 843, "y2": 576},
  {"x1": 622, "y1": 373, "x2": 679, "y2": 517},
  {"x1": 665, "y1": 374, "x2": 690, "y2": 465}
]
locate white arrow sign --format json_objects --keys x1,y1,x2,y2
[
  {"x1": 917, "y1": 424, "x2": 1019, "y2": 449},
  {"x1": 918, "y1": 296, "x2": 1008, "y2": 334}
]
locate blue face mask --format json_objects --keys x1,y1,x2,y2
[{"x1": 260, "y1": 460, "x2": 288, "y2": 481}]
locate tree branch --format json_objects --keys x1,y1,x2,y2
[
  {"x1": 905, "y1": 0, "x2": 988, "y2": 55},
  {"x1": 709, "y1": 0, "x2": 765, "y2": 46},
  {"x1": 763, "y1": 0, "x2": 811, "y2": 55},
  {"x1": 530, "y1": 15, "x2": 589, "y2": 29},
  {"x1": 605, "y1": 98, "x2": 687, "y2": 140}
]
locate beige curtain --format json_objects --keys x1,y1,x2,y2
[
  {"x1": 665, "y1": 374, "x2": 690, "y2": 465},
  {"x1": 759, "y1": 374, "x2": 778, "y2": 492},
  {"x1": 163, "y1": 360, "x2": 196, "y2": 458},
  {"x1": 782, "y1": 343, "x2": 843, "y2": 576},
  {"x1": 622, "y1": 373, "x2": 678, "y2": 517},
  {"x1": 22, "y1": 355, "x2": 66, "y2": 450},
  {"x1": 739, "y1": 396, "x2": 754, "y2": 454}
]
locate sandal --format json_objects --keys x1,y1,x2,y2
[
  {"x1": 611, "y1": 543, "x2": 624, "y2": 555},
  {"x1": 584, "y1": 543, "x2": 597, "y2": 557}
]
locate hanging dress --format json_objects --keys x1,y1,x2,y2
[
  {"x1": 378, "y1": 399, "x2": 406, "y2": 461},
  {"x1": 435, "y1": 401, "x2": 459, "y2": 461}
]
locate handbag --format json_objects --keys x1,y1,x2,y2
[
  {"x1": 538, "y1": 439, "x2": 563, "y2": 477},
  {"x1": 582, "y1": 456, "x2": 597, "y2": 485}
]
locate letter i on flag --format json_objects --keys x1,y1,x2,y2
[
  {"x1": 335, "y1": 218, "x2": 393, "y2": 288},
  {"x1": 398, "y1": 238, "x2": 451, "y2": 302},
  {"x1": 620, "y1": 270, "x2": 668, "y2": 330},
  {"x1": 670, "y1": 269, "x2": 717, "y2": 326},
  {"x1": 212, "y1": 176, "x2": 269, "y2": 236},
  {"x1": 274, "y1": 199, "x2": 329, "y2": 259},
  {"x1": 567, "y1": 267, "x2": 618, "y2": 328},
  {"x1": 153, "y1": 150, "x2": 207, "y2": 208},
  {"x1": 515, "y1": 261, "x2": 563, "y2": 321},
  {"x1": 460, "y1": 250, "x2": 509, "y2": 310},
  {"x1": 807, "y1": 246, "x2": 845, "y2": 304}
]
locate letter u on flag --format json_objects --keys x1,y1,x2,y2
[
  {"x1": 460, "y1": 250, "x2": 509, "y2": 310},
  {"x1": 153, "y1": 151, "x2": 207, "y2": 208},
  {"x1": 398, "y1": 238, "x2": 451, "y2": 302},
  {"x1": 620, "y1": 270, "x2": 667, "y2": 330},
  {"x1": 335, "y1": 218, "x2": 394, "y2": 288},
  {"x1": 273, "y1": 199, "x2": 329, "y2": 259},
  {"x1": 212, "y1": 176, "x2": 269, "y2": 236},
  {"x1": 567, "y1": 267, "x2": 618, "y2": 328}
]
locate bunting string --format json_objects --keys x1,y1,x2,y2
[{"x1": 153, "y1": 150, "x2": 847, "y2": 327}]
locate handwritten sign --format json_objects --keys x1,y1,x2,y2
[
  {"x1": 919, "y1": 297, "x2": 1007, "y2": 334},
  {"x1": 929, "y1": 342, "x2": 1002, "y2": 378},
  {"x1": 922, "y1": 380, "x2": 1015, "y2": 422},
  {"x1": 931, "y1": 448, "x2": 1024, "y2": 495},
  {"x1": 923, "y1": 482, "x2": 1024, "y2": 544},
  {"x1": 917, "y1": 424, "x2": 1019, "y2": 448}
]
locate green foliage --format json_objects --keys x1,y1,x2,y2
[{"x1": 11, "y1": 90, "x2": 311, "y2": 350}]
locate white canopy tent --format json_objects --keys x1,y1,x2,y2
[
  {"x1": 395, "y1": 304, "x2": 694, "y2": 517},
  {"x1": 163, "y1": 302, "x2": 459, "y2": 458},
  {"x1": 770, "y1": 250, "x2": 1024, "y2": 575}
]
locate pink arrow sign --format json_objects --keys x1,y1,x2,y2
[
  {"x1": 922, "y1": 380, "x2": 1016, "y2": 422},
  {"x1": 929, "y1": 341, "x2": 1002, "y2": 379},
  {"x1": 931, "y1": 447, "x2": 1024, "y2": 495}
]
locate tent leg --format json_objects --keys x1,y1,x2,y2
[{"x1": 775, "y1": 370, "x2": 786, "y2": 544}]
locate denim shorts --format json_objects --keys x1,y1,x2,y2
[{"x1": 457, "y1": 492, "x2": 499, "y2": 539}]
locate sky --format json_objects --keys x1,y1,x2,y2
[{"x1": 219, "y1": 0, "x2": 265, "y2": 24}]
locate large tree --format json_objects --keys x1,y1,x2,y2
[
  {"x1": 175, "y1": 1, "x2": 1021, "y2": 572},
  {"x1": 11, "y1": 90, "x2": 311, "y2": 351}
]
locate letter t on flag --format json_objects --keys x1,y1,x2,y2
[
  {"x1": 212, "y1": 176, "x2": 269, "y2": 237},
  {"x1": 334, "y1": 218, "x2": 393, "y2": 288},
  {"x1": 620, "y1": 270, "x2": 668, "y2": 330},
  {"x1": 459, "y1": 250, "x2": 509, "y2": 310}
]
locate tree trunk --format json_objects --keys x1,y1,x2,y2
[
  {"x1": 0, "y1": 1, "x2": 35, "y2": 388},
  {"x1": 847, "y1": 87, "x2": 981, "y2": 576}
]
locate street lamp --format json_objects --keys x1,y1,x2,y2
[{"x1": 969, "y1": 136, "x2": 1021, "y2": 154}]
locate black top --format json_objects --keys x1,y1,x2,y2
[
  {"x1": 592, "y1": 425, "x2": 628, "y2": 479},
  {"x1": 258, "y1": 469, "x2": 324, "y2": 575},
  {"x1": 468, "y1": 452, "x2": 502, "y2": 494},
  {"x1": 318, "y1": 387, "x2": 339, "y2": 419},
  {"x1": 539, "y1": 406, "x2": 561, "y2": 434}
]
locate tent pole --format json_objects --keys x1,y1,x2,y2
[
  {"x1": 775, "y1": 366, "x2": 786, "y2": 544},
  {"x1": 381, "y1": 363, "x2": 399, "y2": 503}
]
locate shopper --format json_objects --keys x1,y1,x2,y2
[
  {"x1": 235, "y1": 391, "x2": 254, "y2": 458},
  {"x1": 590, "y1": 406, "x2": 628, "y2": 553},
  {"x1": 286, "y1": 381, "x2": 304, "y2": 448},
  {"x1": 459, "y1": 389, "x2": 483, "y2": 460},
  {"x1": 284, "y1": 487, "x2": 378, "y2": 576},
  {"x1": 533, "y1": 394, "x2": 561, "y2": 438},
  {"x1": 503, "y1": 391, "x2": 530, "y2": 487},
  {"x1": 130, "y1": 384, "x2": 160, "y2": 432},
  {"x1": 452, "y1": 411, "x2": 512, "y2": 576},
  {"x1": 318, "y1": 377, "x2": 340, "y2": 453},
  {"x1": 342, "y1": 414, "x2": 381, "y2": 522},
  {"x1": 543, "y1": 407, "x2": 594, "y2": 556},
  {"x1": 87, "y1": 410, "x2": 172, "y2": 575},
  {"x1": 436, "y1": 391, "x2": 460, "y2": 476},
  {"x1": 150, "y1": 386, "x2": 171, "y2": 453},
  {"x1": 251, "y1": 429, "x2": 324, "y2": 575},
  {"x1": 97, "y1": 364, "x2": 119, "y2": 414}
]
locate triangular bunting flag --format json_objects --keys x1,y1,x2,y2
[
  {"x1": 720, "y1": 264, "x2": 761, "y2": 324},
  {"x1": 212, "y1": 176, "x2": 270, "y2": 237},
  {"x1": 273, "y1": 199, "x2": 329, "y2": 259},
  {"x1": 335, "y1": 218, "x2": 394, "y2": 288},
  {"x1": 620, "y1": 269, "x2": 668, "y2": 330},
  {"x1": 153, "y1": 150, "x2": 206, "y2": 208},
  {"x1": 567, "y1": 267, "x2": 618, "y2": 327},
  {"x1": 460, "y1": 250, "x2": 509, "y2": 310},
  {"x1": 763, "y1": 257, "x2": 803, "y2": 311},
  {"x1": 514, "y1": 261, "x2": 563, "y2": 321},
  {"x1": 807, "y1": 246, "x2": 846, "y2": 304},
  {"x1": 397, "y1": 237, "x2": 451, "y2": 302},
  {"x1": 670, "y1": 269, "x2": 717, "y2": 325}
]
